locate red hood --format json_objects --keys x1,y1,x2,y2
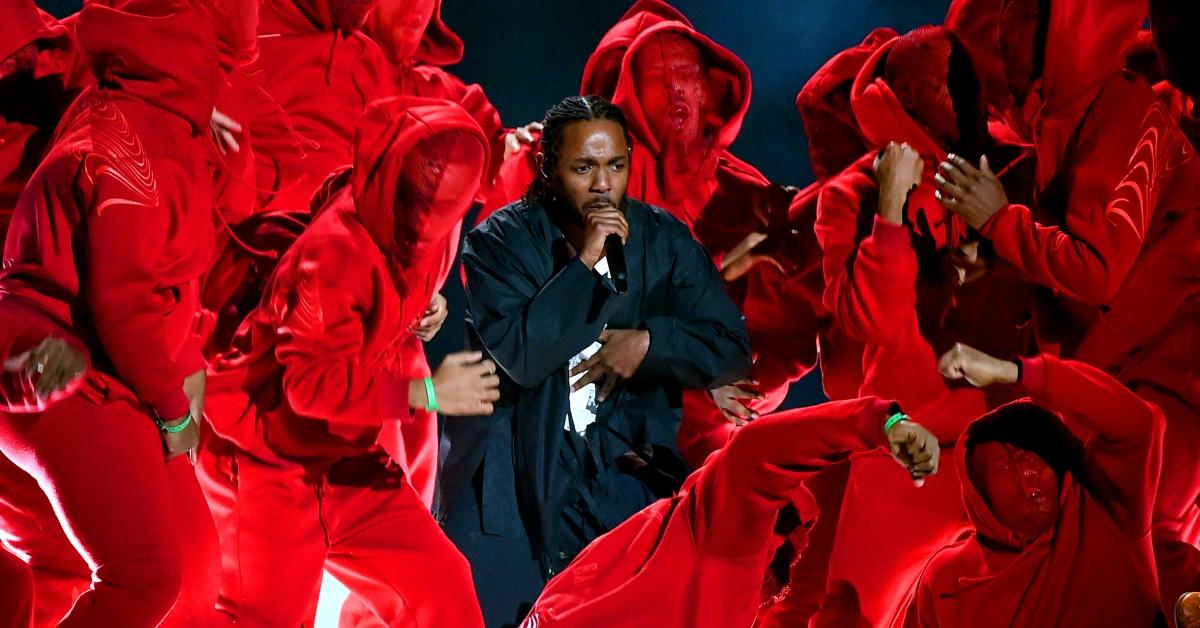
[
  {"x1": 580, "y1": 0, "x2": 692, "y2": 98},
  {"x1": 260, "y1": 0, "x2": 379, "y2": 34},
  {"x1": 349, "y1": 96, "x2": 488, "y2": 325},
  {"x1": 796, "y1": 27, "x2": 897, "y2": 180},
  {"x1": 1038, "y1": 0, "x2": 1147, "y2": 118},
  {"x1": 1, "y1": 0, "x2": 70, "y2": 62},
  {"x1": 850, "y1": 33, "x2": 951, "y2": 162},
  {"x1": 75, "y1": 0, "x2": 220, "y2": 134},
  {"x1": 364, "y1": 0, "x2": 462, "y2": 66},
  {"x1": 944, "y1": 0, "x2": 1010, "y2": 115},
  {"x1": 958, "y1": 400, "x2": 1084, "y2": 550},
  {"x1": 208, "y1": 0, "x2": 260, "y2": 71},
  {"x1": 611, "y1": 20, "x2": 750, "y2": 220},
  {"x1": 946, "y1": 0, "x2": 1147, "y2": 122},
  {"x1": 850, "y1": 31, "x2": 969, "y2": 251}
]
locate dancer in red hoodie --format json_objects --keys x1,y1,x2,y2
[
  {"x1": 903, "y1": 344, "x2": 1165, "y2": 627},
  {"x1": 198, "y1": 97, "x2": 496, "y2": 627},
  {"x1": 0, "y1": 545, "x2": 32, "y2": 628},
  {"x1": 0, "y1": 0, "x2": 226, "y2": 624},
  {"x1": 937, "y1": 2, "x2": 1200, "y2": 619},
  {"x1": 519, "y1": 396, "x2": 939, "y2": 628}
]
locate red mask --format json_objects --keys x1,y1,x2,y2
[
  {"x1": 396, "y1": 130, "x2": 485, "y2": 251},
  {"x1": 631, "y1": 32, "x2": 710, "y2": 169},
  {"x1": 970, "y1": 440, "x2": 1060, "y2": 538},
  {"x1": 999, "y1": 0, "x2": 1042, "y2": 102},
  {"x1": 369, "y1": 0, "x2": 435, "y2": 62},
  {"x1": 884, "y1": 26, "x2": 959, "y2": 150}
]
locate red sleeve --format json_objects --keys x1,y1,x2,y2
[
  {"x1": 1019, "y1": 354, "x2": 1165, "y2": 538},
  {"x1": 82, "y1": 164, "x2": 198, "y2": 419},
  {"x1": 816, "y1": 173, "x2": 918, "y2": 343},
  {"x1": 980, "y1": 96, "x2": 1170, "y2": 304},
  {"x1": 690, "y1": 396, "x2": 896, "y2": 558},
  {"x1": 271, "y1": 237, "x2": 413, "y2": 426}
]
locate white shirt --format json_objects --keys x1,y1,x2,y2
[{"x1": 565, "y1": 257, "x2": 610, "y2": 437}]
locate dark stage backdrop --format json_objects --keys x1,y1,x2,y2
[{"x1": 36, "y1": 0, "x2": 949, "y2": 408}]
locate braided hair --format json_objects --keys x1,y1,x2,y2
[{"x1": 523, "y1": 95, "x2": 633, "y2": 207}]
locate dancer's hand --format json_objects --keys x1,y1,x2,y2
[
  {"x1": 874, "y1": 142, "x2": 924, "y2": 226},
  {"x1": 885, "y1": 417, "x2": 940, "y2": 487},
  {"x1": 411, "y1": 293, "x2": 449, "y2": 341},
  {"x1": 938, "y1": 343, "x2": 1019, "y2": 388},
  {"x1": 415, "y1": 351, "x2": 500, "y2": 416},
  {"x1": 710, "y1": 379, "x2": 765, "y2": 426},
  {"x1": 4, "y1": 337, "x2": 88, "y2": 401},
  {"x1": 504, "y1": 121, "x2": 543, "y2": 158},
  {"x1": 935, "y1": 154, "x2": 1008, "y2": 229}
]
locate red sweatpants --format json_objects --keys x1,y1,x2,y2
[
  {"x1": 0, "y1": 453, "x2": 91, "y2": 627},
  {"x1": 196, "y1": 434, "x2": 484, "y2": 628},
  {"x1": 0, "y1": 544, "x2": 32, "y2": 628},
  {"x1": 0, "y1": 384, "x2": 222, "y2": 628},
  {"x1": 820, "y1": 448, "x2": 970, "y2": 627}
]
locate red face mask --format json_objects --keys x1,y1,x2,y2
[
  {"x1": 999, "y1": 0, "x2": 1041, "y2": 103},
  {"x1": 971, "y1": 440, "x2": 1060, "y2": 538},
  {"x1": 631, "y1": 32, "x2": 710, "y2": 170},
  {"x1": 371, "y1": 0, "x2": 435, "y2": 62},
  {"x1": 396, "y1": 130, "x2": 485, "y2": 249},
  {"x1": 326, "y1": 0, "x2": 378, "y2": 33}
]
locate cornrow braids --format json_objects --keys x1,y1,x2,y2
[{"x1": 523, "y1": 95, "x2": 633, "y2": 207}]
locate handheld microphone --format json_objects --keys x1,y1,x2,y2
[{"x1": 604, "y1": 234, "x2": 628, "y2": 293}]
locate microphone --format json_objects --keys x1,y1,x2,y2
[{"x1": 604, "y1": 233, "x2": 628, "y2": 293}]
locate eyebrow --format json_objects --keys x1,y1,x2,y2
[{"x1": 570, "y1": 155, "x2": 627, "y2": 165}]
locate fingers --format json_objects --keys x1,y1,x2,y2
[
  {"x1": 211, "y1": 108, "x2": 243, "y2": 133},
  {"x1": 528, "y1": 121, "x2": 544, "y2": 132},
  {"x1": 504, "y1": 132, "x2": 521, "y2": 158},
  {"x1": 598, "y1": 329, "x2": 612, "y2": 342},
  {"x1": 937, "y1": 344, "x2": 968, "y2": 379},
  {"x1": 569, "y1": 352, "x2": 602, "y2": 378},
  {"x1": 979, "y1": 154, "x2": 994, "y2": 176},
  {"x1": 571, "y1": 365, "x2": 608, "y2": 392},
  {"x1": 597, "y1": 374, "x2": 618, "y2": 403},
  {"x1": 3, "y1": 350, "x2": 31, "y2": 372},
  {"x1": 945, "y1": 153, "x2": 980, "y2": 179},
  {"x1": 933, "y1": 171, "x2": 968, "y2": 200}
]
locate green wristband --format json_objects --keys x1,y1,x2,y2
[
  {"x1": 158, "y1": 412, "x2": 192, "y2": 434},
  {"x1": 883, "y1": 411, "x2": 909, "y2": 434},
  {"x1": 423, "y1": 377, "x2": 439, "y2": 413}
]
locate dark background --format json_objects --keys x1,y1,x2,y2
[{"x1": 37, "y1": 0, "x2": 950, "y2": 408}]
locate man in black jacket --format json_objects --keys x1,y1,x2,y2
[{"x1": 440, "y1": 95, "x2": 751, "y2": 627}]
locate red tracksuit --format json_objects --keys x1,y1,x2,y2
[
  {"x1": 520, "y1": 396, "x2": 900, "y2": 628},
  {"x1": 0, "y1": 2, "x2": 224, "y2": 626},
  {"x1": 198, "y1": 97, "x2": 487, "y2": 627},
  {"x1": 903, "y1": 355, "x2": 1165, "y2": 627}
]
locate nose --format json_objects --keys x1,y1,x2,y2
[{"x1": 590, "y1": 167, "x2": 612, "y2": 194}]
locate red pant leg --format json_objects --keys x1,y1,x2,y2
[
  {"x1": 0, "y1": 454, "x2": 90, "y2": 627},
  {"x1": 322, "y1": 452, "x2": 483, "y2": 628},
  {"x1": 195, "y1": 434, "x2": 329, "y2": 627},
  {"x1": 0, "y1": 388, "x2": 219, "y2": 627},
  {"x1": 0, "y1": 544, "x2": 32, "y2": 628},
  {"x1": 822, "y1": 448, "x2": 970, "y2": 627}
]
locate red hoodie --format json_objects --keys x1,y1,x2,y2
[
  {"x1": 245, "y1": 0, "x2": 393, "y2": 218},
  {"x1": 1, "y1": 0, "x2": 219, "y2": 421},
  {"x1": 904, "y1": 355, "x2": 1165, "y2": 627},
  {"x1": 206, "y1": 97, "x2": 487, "y2": 465},
  {"x1": 522, "y1": 397, "x2": 897, "y2": 628},
  {"x1": 957, "y1": 0, "x2": 1200, "y2": 358},
  {"x1": 0, "y1": 0, "x2": 74, "y2": 239}
]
